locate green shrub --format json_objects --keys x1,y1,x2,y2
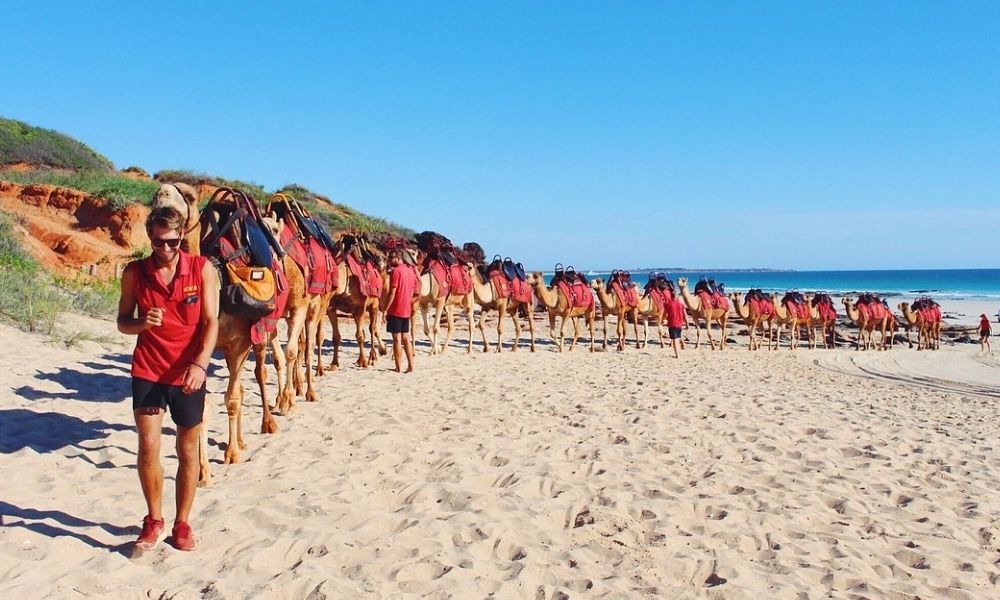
[
  {"x1": 0, "y1": 117, "x2": 114, "y2": 171},
  {"x1": 0, "y1": 168, "x2": 160, "y2": 208}
]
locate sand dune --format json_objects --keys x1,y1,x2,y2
[{"x1": 1, "y1": 314, "x2": 999, "y2": 599}]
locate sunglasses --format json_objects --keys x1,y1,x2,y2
[{"x1": 151, "y1": 237, "x2": 182, "y2": 249}]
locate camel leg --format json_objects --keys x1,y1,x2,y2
[
  {"x1": 303, "y1": 301, "x2": 320, "y2": 402},
  {"x1": 494, "y1": 307, "x2": 504, "y2": 353},
  {"x1": 279, "y1": 306, "x2": 307, "y2": 413},
  {"x1": 441, "y1": 304, "x2": 456, "y2": 354},
  {"x1": 466, "y1": 301, "x2": 475, "y2": 354},
  {"x1": 477, "y1": 307, "x2": 491, "y2": 353},
  {"x1": 557, "y1": 314, "x2": 568, "y2": 352},
  {"x1": 719, "y1": 316, "x2": 727, "y2": 350},
  {"x1": 315, "y1": 312, "x2": 327, "y2": 376},
  {"x1": 254, "y1": 341, "x2": 279, "y2": 434},
  {"x1": 367, "y1": 305, "x2": 380, "y2": 365},
  {"x1": 509, "y1": 307, "x2": 521, "y2": 352},
  {"x1": 568, "y1": 315, "x2": 580, "y2": 352},
  {"x1": 588, "y1": 314, "x2": 596, "y2": 352},
  {"x1": 355, "y1": 312, "x2": 369, "y2": 368},
  {"x1": 222, "y1": 347, "x2": 251, "y2": 465},
  {"x1": 329, "y1": 314, "x2": 342, "y2": 370},
  {"x1": 704, "y1": 317, "x2": 717, "y2": 351},
  {"x1": 527, "y1": 307, "x2": 536, "y2": 352}
]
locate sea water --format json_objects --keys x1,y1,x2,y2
[{"x1": 569, "y1": 269, "x2": 1000, "y2": 301}]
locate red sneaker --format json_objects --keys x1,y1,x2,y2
[
  {"x1": 171, "y1": 520, "x2": 196, "y2": 551},
  {"x1": 133, "y1": 515, "x2": 164, "y2": 554}
]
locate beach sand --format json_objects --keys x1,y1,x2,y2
[{"x1": 1, "y1": 310, "x2": 999, "y2": 599}]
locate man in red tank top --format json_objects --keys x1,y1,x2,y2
[
  {"x1": 384, "y1": 251, "x2": 419, "y2": 372},
  {"x1": 117, "y1": 206, "x2": 219, "y2": 554},
  {"x1": 665, "y1": 296, "x2": 688, "y2": 358}
]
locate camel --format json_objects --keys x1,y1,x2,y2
[
  {"x1": 411, "y1": 255, "x2": 477, "y2": 355},
  {"x1": 841, "y1": 296, "x2": 888, "y2": 351},
  {"x1": 808, "y1": 294, "x2": 838, "y2": 349},
  {"x1": 590, "y1": 278, "x2": 642, "y2": 350},
  {"x1": 526, "y1": 272, "x2": 596, "y2": 352},
  {"x1": 728, "y1": 292, "x2": 776, "y2": 351},
  {"x1": 467, "y1": 264, "x2": 536, "y2": 352},
  {"x1": 676, "y1": 277, "x2": 729, "y2": 350},
  {"x1": 899, "y1": 302, "x2": 939, "y2": 350},
  {"x1": 319, "y1": 236, "x2": 387, "y2": 371},
  {"x1": 768, "y1": 293, "x2": 812, "y2": 350},
  {"x1": 262, "y1": 194, "x2": 327, "y2": 413},
  {"x1": 898, "y1": 302, "x2": 931, "y2": 350},
  {"x1": 151, "y1": 183, "x2": 286, "y2": 486}
]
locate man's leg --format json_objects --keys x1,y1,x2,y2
[
  {"x1": 392, "y1": 331, "x2": 403, "y2": 372},
  {"x1": 403, "y1": 332, "x2": 414, "y2": 373},
  {"x1": 135, "y1": 408, "x2": 165, "y2": 519},
  {"x1": 175, "y1": 423, "x2": 201, "y2": 523}
]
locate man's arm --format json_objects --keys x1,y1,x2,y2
[
  {"x1": 181, "y1": 262, "x2": 219, "y2": 394},
  {"x1": 117, "y1": 264, "x2": 157, "y2": 335}
]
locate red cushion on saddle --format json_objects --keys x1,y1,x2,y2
[
  {"x1": 818, "y1": 302, "x2": 836, "y2": 321},
  {"x1": 346, "y1": 253, "x2": 382, "y2": 298},
  {"x1": 647, "y1": 288, "x2": 666, "y2": 313},
  {"x1": 489, "y1": 269, "x2": 510, "y2": 299},
  {"x1": 428, "y1": 260, "x2": 450, "y2": 298},
  {"x1": 919, "y1": 307, "x2": 935, "y2": 323},
  {"x1": 697, "y1": 290, "x2": 728, "y2": 310},
  {"x1": 509, "y1": 277, "x2": 532, "y2": 304},
  {"x1": 557, "y1": 281, "x2": 594, "y2": 310},
  {"x1": 611, "y1": 280, "x2": 639, "y2": 309},
  {"x1": 749, "y1": 297, "x2": 769, "y2": 316},
  {"x1": 856, "y1": 302, "x2": 872, "y2": 321},
  {"x1": 869, "y1": 303, "x2": 886, "y2": 320},
  {"x1": 306, "y1": 238, "x2": 334, "y2": 295},
  {"x1": 448, "y1": 264, "x2": 472, "y2": 296}
]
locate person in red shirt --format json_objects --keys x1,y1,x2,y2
[
  {"x1": 980, "y1": 313, "x2": 992, "y2": 353},
  {"x1": 384, "y1": 250, "x2": 419, "y2": 372},
  {"x1": 117, "y1": 206, "x2": 219, "y2": 554},
  {"x1": 665, "y1": 296, "x2": 688, "y2": 358}
]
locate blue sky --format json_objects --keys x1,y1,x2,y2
[{"x1": 2, "y1": 1, "x2": 998, "y2": 270}]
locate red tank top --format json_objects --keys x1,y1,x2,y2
[{"x1": 130, "y1": 252, "x2": 208, "y2": 385}]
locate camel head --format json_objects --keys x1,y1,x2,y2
[
  {"x1": 841, "y1": 296, "x2": 854, "y2": 308},
  {"x1": 676, "y1": 277, "x2": 689, "y2": 290},
  {"x1": 591, "y1": 277, "x2": 605, "y2": 291},
  {"x1": 260, "y1": 213, "x2": 284, "y2": 239},
  {"x1": 526, "y1": 272, "x2": 545, "y2": 286},
  {"x1": 898, "y1": 301, "x2": 909, "y2": 312},
  {"x1": 152, "y1": 182, "x2": 199, "y2": 229}
]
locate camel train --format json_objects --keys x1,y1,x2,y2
[{"x1": 143, "y1": 183, "x2": 940, "y2": 474}]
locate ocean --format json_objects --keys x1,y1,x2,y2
[{"x1": 566, "y1": 269, "x2": 1000, "y2": 301}]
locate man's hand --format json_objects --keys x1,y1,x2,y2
[
  {"x1": 182, "y1": 363, "x2": 207, "y2": 394},
  {"x1": 144, "y1": 307, "x2": 164, "y2": 330}
]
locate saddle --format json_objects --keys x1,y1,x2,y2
[
  {"x1": 746, "y1": 288, "x2": 775, "y2": 317},
  {"x1": 856, "y1": 293, "x2": 886, "y2": 321},
  {"x1": 811, "y1": 293, "x2": 837, "y2": 321},
  {"x1": 781, "y1": 290, "x2": 809, "y2": 320},
  {"x1": 609, "y1": 269, "x2": 639, "y2": 308},
  {"x1": 266, "y1": 193, "x2": 338, "y2": 295},
  {"x1": 199, "y1": 187, "x2": 289, "y2": 344},
  {"x1": 339, "y1": 233, "x2": 384, "y2": 299},
  {"x1": 695, "y1": 276, "x2": 728, "y2": 311},
  {"x1": 550, "y1": 264, "x2": 592, "y2": 310}
]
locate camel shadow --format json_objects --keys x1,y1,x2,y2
[
  {"x1": 0, "y1": 501, "x2": 133, "y2": 555},
  {"x1": 0, "y1": 408, "x2": 130, "y2": 454},
  {"x1": 13, "y1": 364, "x2": 130, "y2": 404}
]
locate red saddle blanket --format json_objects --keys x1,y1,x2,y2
[
  {"x1": 919, "y1": 307, "x2": 940, "y2": 323},
  {"x1": 857, "y1": 302, "x2": 886, "y2": 322},
  {"x1": 281, "y1": 229, "x2": 337, "y2": 295},
  {"x1": 697, "y1": 291, "x2": 729, "y2": 311},
  {"x1": 427, "y1": 260, "x2": 472, "y2": 298},
  {"x1": 646, "y1": 288, "x2": 668, "y2": 313},
  {"x1": 510, "y1": 277, "x2": 532, "y2": 304},
  {"x1": 816, "y1": 302, "x2": 837, "y2": 322},
  {"x1": 488, "y1": 269, "x2": 510, "y2": 299},
  {"x1": 557, "y1": 281, "x2": 594, "y2": 310},
  {"x1": 611, "y1": 281, "x2": 639, "y2": 308},
  {"x1": 749, "y1": 296, "x2": 775, "y2": 317},
  {"x1": 785, "y1": 300, "x2": 809, "y2": 320},
  {"x1": 346, "y1": 253, "x2": 383, "y2": 298}
]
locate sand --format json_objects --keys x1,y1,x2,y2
[{"x1": 1, "y1": 310, "x2": 999, "y2": 599}]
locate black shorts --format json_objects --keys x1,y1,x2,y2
[
  {"x1": 386, "y1": 315, "x2": 410, "y2": 334},
  {"x1": 669, "y1": 327, "x2": 683, "y2": 340},
  {"x1": 132, "y1": 377, "x2": 205, "y2": 427}
]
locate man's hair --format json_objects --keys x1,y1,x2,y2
[{"x1": 145, "y1": 206, "x2": 185, "y2": 234}]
